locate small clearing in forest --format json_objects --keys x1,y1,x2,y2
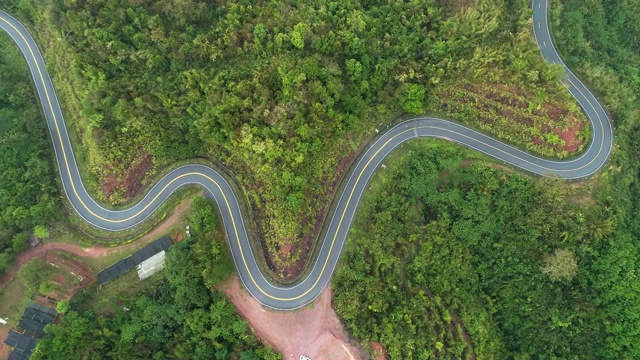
[{"x1": 222, "y1": 276, "x2": 365, "y2": 359}]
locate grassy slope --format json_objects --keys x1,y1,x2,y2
[{"x1": 0, "y1": 0, "x2": 591, "y2": 281}]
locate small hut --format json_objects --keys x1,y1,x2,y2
[{"x1": 28, "y1": 236, "x2": 41, "y2": 247}]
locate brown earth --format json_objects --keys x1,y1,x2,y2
[
  {"x1": 0, "y1": 243, "x2": 98, "y2": 289},
  {"x1": 445, "y1": 83, "x2": 586, "y2": 154},
  {"x1": 39, "y1": 252, "x2": 95, "y2": 300},
  {"x1": 0, "y1": 196, "x2": 193, "y2": 288},
  {"x1": 0, "y1": 251, "x2": 95, "y2": 357},
  {"x1": 222, "y1": 276, "x2": 364, "y2": 359},
  {"x1": 558, "y1": 114, "x2": 583, "y2": 152},
  {"x1": 103, "y1": 151, "x2": 154, "y2": 201},
  {"x1": 370, "y1": 342, "x2": 388, "y2": 360},
  {"x1": 279, "y1": 238, "x2": 293, "y2": 258}
]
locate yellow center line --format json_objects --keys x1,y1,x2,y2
[{"x1": 0, "y1": 7, "x2": 609, "y2": 303}]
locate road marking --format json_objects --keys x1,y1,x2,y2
[
  {"x1": 543, "y1": 41, "x2": 547, "y2": 47},
  {"x1": 0, "y1": 0, "x2": 613, "y2": 307}
]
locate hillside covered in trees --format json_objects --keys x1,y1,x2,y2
[
  {"x1": 0, "y1": 0, "x2": 637, "y2": 358},
  {"x1": 334, "y1": 140, "x2": 638, "y2": 358},
  {"x1": 333, "y1": 0, "x2": 640, "y2": 357},
  {"x1": 0, "y1": 32, "x2": 59, "y2": 275},
  {"x1": 1, "y1": 0, "x2": 588, "y2": 279}
]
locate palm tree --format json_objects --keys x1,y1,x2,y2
[{"x1": 584, "y1": 212, "x2": 616, "y2": 242}]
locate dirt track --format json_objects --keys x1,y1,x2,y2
[
  {"x1": 222, "y1": 275, "x2": 364, "y2": 360},
  {"x1": 1, "y1": 196, "x2": 363, "y2": 359}
]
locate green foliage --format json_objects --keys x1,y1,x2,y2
[
  {"x1": 17, "y1": 259, "x2": 48, "y2": 297},
  {"x1": 401, "y1": 83, "x2": 427, "y2": 115},
  {"x1": 0, "y1": 252, "x2": 13, "y2": 274},
  {"x1": 334, "y1": 141, "x2": 638, "y2": 358},
  {"x1": 56, "y1": 299, "x2": 70, "y2": 314},
  {"x1": 0, "y1": 32, "x2": 59, "y2": 275},
  {"x1": 550, "y1": 0, "x2": 640, "y2": 356},
  {"x1": 189, "y1": 197, "x2": 235, "y2": 287},
  {"x1": 1, "y1": 0, "x2": 581, "y2": 272},
  {"x1": 34, "y1": 225, "x2": 50, "y2": 239},
  {"x1": 541, "y1": 248, "x2": 578, "y2": 281},
  {"x1": 32, "y1": 237, "x2": 278, "y2": 359},
  {"x1": 31, "y1": 311, "x2": 95, "y2": 360},
  {"x1": 165, "y1": 240, "x2": 211, "y2": 309},
  {"x1": 430, "y1": 80, "x2": 587, "y2": 158},
  {"x1": 11, "y1": 233, "x2": 29, "y2": 253},
  {"x1": 39, "y1": 281, "x2": 55, "y2": 295}
]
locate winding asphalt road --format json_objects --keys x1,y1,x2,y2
[{"x1": 0, "y1": 0, "x2": 612, "y2": 310}]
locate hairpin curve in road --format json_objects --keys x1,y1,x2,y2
[{"x1": 0, "y1": 0, "x2": 612, "y2": 309}]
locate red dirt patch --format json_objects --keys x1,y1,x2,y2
[
  {"x1": 103, "y1": 151, "x2": 154, "y2": 201},
  {"x1": 222, "y1": 276, "x2": 364, "y2": 359},
  {"x1": 0, "y1": 246, "x2": 98, "y2": 289},
  {"x1": 371, "y1": 342, "x2": 388, "y2": 360},
  {"x1": 558, "y1": 114, "x2": 583, "y2": 152},
  {"x1": 438, "y1": 82, "x2": 587, "y2": 156},
  {"x1": 0, "y1": 196, "x2": 193, "y2": 288},
  {"x1": 279, "y1": 238, "x2": 293, "y2": 258},
  {"x1": 42, "y1": 252, "x2": 95, "y2": 299},
  {"x1": 52, "y1": 273, "x2": 66, "y2": 284}
]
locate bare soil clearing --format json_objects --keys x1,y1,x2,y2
[
  {"x1": 222, "y1": 275, "x2": 364, "y2": 359},
  {"x1": 370, "y1": 342, "x2": 388, "y2": 360},
  {"x1": 103, "y1": 151, "x2": 154, "y2": 201},
  {"x1": 0, "y1": 196, "x2": 192, "y2": 287},
  {"x1": 0, "y1": 243, "x2": 96, "y2": 288},
  {"x1": 558, "y1": 115, "x2": 583, "y2": 152},
  {"x1": 41, "y1": 252, "x2": 95, "y2": 298}
]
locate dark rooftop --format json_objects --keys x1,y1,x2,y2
[{"x1": 97, "y1": 236, "x2": 173, "y2": 285}]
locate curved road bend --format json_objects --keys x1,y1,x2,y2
[{"x1": 0, "y1": 0, "x2": 612, "y2": 310}]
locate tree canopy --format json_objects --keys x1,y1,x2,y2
[
  {"x1": 1, "y1": 0, "x2": 587, "y2": 277},
  {"x1": 334, "y1": 139, "x2": 640, "y2": 358},
  {"x1": 0, "y1": 32, "x2": 60, "y2": 275}
]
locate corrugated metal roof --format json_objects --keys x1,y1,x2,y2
[
  {"x1": 131, "y1": 236, "x2": 172, "y2": 264},
  {"x1": 4, "y1": 330, "x2": 37, "y2": 355},
  {"x1": 97, "y1": 236, "x2": 173, "y2": 285}
]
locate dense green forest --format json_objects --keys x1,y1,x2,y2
[
  {"x1": 31, "y1": 198, "x2": 278, "y2": 360},
  {"x1": 551, "y1": 0, "x2": 640, "y2": 356},
  {"x1": 333, "y1": 0, "x2": 640, "y2": 358},
  {"x1": 1, "y1": 0, "x2": 637, "y2": 357},
  {"x1": 0, "y1": 32, "x2": 59, "y2": 275},
  {"x1": 0, "y1": 0, "x2": 587, "y2": 276},
  {"x1": 334, "y1": 140, "x2": 638, "y2": 358}
]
